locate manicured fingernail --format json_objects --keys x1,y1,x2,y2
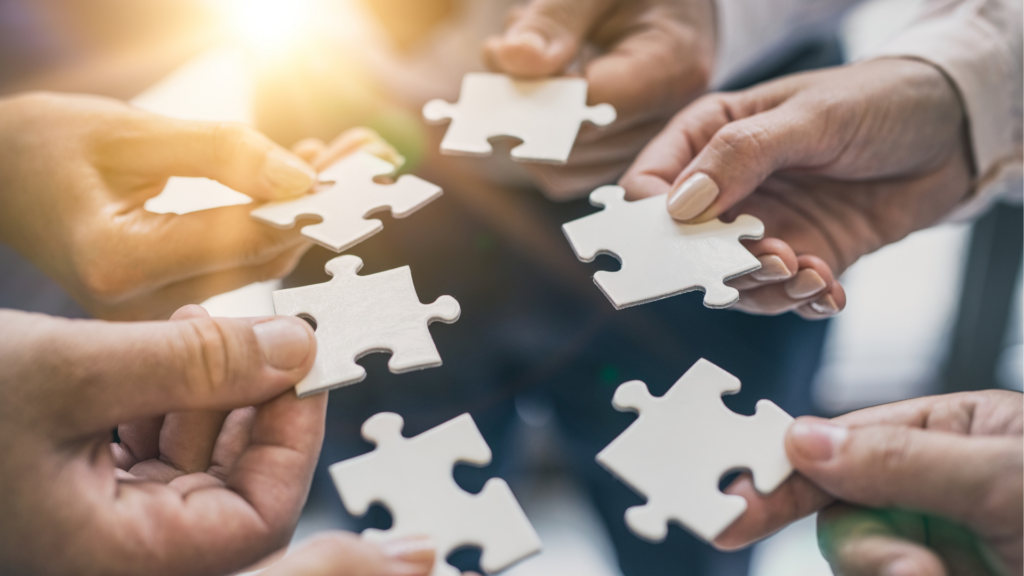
[
  {"x1": 789, "y1": 419, "x2": 847, "y2": 461},
  {"x1": 883, "y1": 559, "x2": 921, "y2": 576},
  {"x1": 509, "y1": 30, "x2": 548, "y2": 53},
  {"x1": 751, "y1": 255, "x2": 792, "y2": 281},
  {"x1": 254, "y1": 318, "x2": 313, "y2": 370},
  {"x1": 784, "y1": 269, "x2": 827, "y2": 299},
  {"x1": 810, "y1": 294, "x2": 840, "y2": 315},
  {"x1": 264, "y1": 148, "x2": 316, "y2": 197},
  {"x1": 380, "y1": 537, "x2": 435, "y2": 562},
  {"x1": 667, "y1": 173, "x2": 719, "y2": 221}
]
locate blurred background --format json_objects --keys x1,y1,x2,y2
[{"x1": 1, "y1": 0, "x2": 1020, "y2": 574}]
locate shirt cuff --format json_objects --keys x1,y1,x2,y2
[{"x1": 867, "y1": 2, "x2": 1022, "y2": 187}]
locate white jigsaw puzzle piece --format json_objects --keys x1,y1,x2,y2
[
  {"x1": 562, "y1": 185, "x2": 765, "y2": 309},
  {"x1": 596, "y1": 359, "x2": 794, "y2": 543},
  {"x1": 423, "y1": 73, "x2": 616, "y2": 165},
  {"x1": 331, "y1": 413, "x2": 542, "y2": 576},
  {"x1": 251, "y1": 151, "x2": 442, "y2": 252},
  {"x1": 272, "y1": 255, "x2": 460, "y2": 397}
]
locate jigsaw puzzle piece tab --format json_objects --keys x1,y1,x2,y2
[
  {"x1": 562, "y1": 186, "x2": 764, "y2": 309},
  {"x1": 272, "y1": 255, "x2": 460, "y2": 397},
  {"x1": 596, "y1": 359, "x2": 793, "y2": 543},
  {"x1": 251, "y1": 151, "x2": 442, "y2": 252},
  {"x1": 330, "y1": 413, "x2": 541, "y2": 576}
]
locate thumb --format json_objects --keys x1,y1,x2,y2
[
  {"x1": 111, "y1": 114, "x2": 317, "y2": 201},
  {"x1": 785, "y1": 417, "x2": 1023, "y2": 529},
  {"x1": 39, "y1": 311, "x2": 316, "y2": 432},
  {"x1": 483, "y1": 0, "x2": 615, "y2": 77},
  {"x1": 665, "y1": 104, "x2": 827, "y2": 223}
]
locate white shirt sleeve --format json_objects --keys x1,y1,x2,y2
[{"x1": 867, "y1": 0, "x2": 1024, "y2": 220}]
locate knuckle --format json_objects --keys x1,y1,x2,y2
[
  {"x1": 714, "y1": 122, "x2": 774, "y2": 164},
  {"x1": 176, "y1": 318, "x2": 236, "y2": 399},
  {"x1": 75, "y1": 258, "x2": 133, "y2": 303},
  {"x1": 874, "y1": 432, "x2": 914, "y2": 489},
  {"x1": 210, "y1": 122, "x2": 257, "y2": 164}
]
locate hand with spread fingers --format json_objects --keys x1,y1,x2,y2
[
  {"x1": 0, "y1": 92, "x2": 401, "y2": 321},
  {"x1": 620, "y1": 58, "x2": 974, "y2": 319},
  {"x1": 716, "y1": 390, "x2": 1023, "y2": 576},
  {"x1": 482, "y1": 0, "x2": 716, "y2": 199}
]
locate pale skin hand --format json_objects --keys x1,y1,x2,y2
[
  {"x1": 621, "y1": 58, "x2": 973, "y2": 319},
  {"x1": 716, "y1": 390, "x2": 1023, "y2": 576},
  {"x1": 0, "y1": 92, "x2": 402, "y2": 322},
  {"x1": 482, "y1": 0, "x2": 716, "y2": 200}
]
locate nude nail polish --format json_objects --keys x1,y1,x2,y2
[
  {"x1": 789, "y1": 419, "x2": 847, "y2": 461},
  {"x1": 750, "y1": 255, "x2": 792, "y2": 282},
  {"x1": 264, "y1": 148, "x2": 316, "y2": 197},
  {"x1": 809, "y1": 294, "x2": 840, "y2": 315},
  {"x1": 667, "y1": 173, "x2": 719, "y2": 221},
  {"x1": 784, "y1": 269, "x2": 827, "y2": 299}
]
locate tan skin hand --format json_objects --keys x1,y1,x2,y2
[
  {"x1": 483, "y1": 0, "x2": 716, "y2": 199},
  {"x1": 0, "y1": 92, "x2": 402, "y2": 322},
  {"x1": 716, "y1": 390, "x2": 1023, "y2": 576},
  {"x1": 0, "y1": 305, "x2": 328, "y2": 576},
  {"x1": 621, "y1": 58, "x2": 974, "y2": 319}
]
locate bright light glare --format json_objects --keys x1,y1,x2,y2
[{"x1": 218, "y1": 0, "x2": 315, "y2": 51}]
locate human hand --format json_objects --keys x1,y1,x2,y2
[
  {"x1": 0, "y1": 304, "x2": 326, "y2": 576},
  {"x1": 260, "y1": 532, "x2": 435, "y2": 576},
  {"x1": 717, "y1": 390, "x2": 1023, "y2": 576},
  {"x1": 0, "y1": 91, "x2": 318, "y2": 321},
  {"x1": 621, "y1": 58, "x2": 974, "y2": 318},
  {"x1": 483, "y1": 0, "x2": 715, "y2": 199}
]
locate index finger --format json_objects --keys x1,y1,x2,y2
[{"x1": 618, "y1": 94, "x2": 735, "y2": 199}]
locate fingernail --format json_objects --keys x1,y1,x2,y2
[
  {"x1": 751, "y1": 255, "x2": 792, "y2": 282},
  {"x1": 809, "y1": 294, "x2": 840, "y2": 315},
  {"x1": 667, "y1": 173, "x2": 719, "y2": 221},
  {"x1": 789, "y1": 419, "x2": 847, "y2": 461},
  {"x1": 784, "y1": 269, "x2": 827, "y2": 299},
  {"x1": 883, "y1": 559, "x2": 921, "y2": 576},
  {"x1": 380, "y1": 537, "x2": 435, "y2": 562},
  {"x1": 264, "y1": 148, "x2": 316, "y2": 197},
  {"x1": 509, "y1": 30, "x2": 548, "y2": 53},
  {"x1": 254, "y1": 318, "x2": 313, "y2": 370}
]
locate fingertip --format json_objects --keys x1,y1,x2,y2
[
  {"x1": 292, "y1": 138, "x2": 328, "y2": 163},
  {"x1": 489, "y1": 30, "x2": 563, "y2": 77},
  {"x1": 786, "y1": 417, "x2": 848, "y2": 465},
  {"x1": 667, "y1": 172, "x2": 720, "y2": 221},
  {"x1": 783, "y1": 268, "x2": 828, "y2": 301},
  {"x1": 262, "y1": 148, "x2": 317, "y2": 199},
  {"x1": 252, "y1": 316, "x2": 316, "y2": 373}
]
